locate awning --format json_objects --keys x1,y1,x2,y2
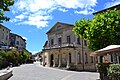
[{"x1": 90, "y1": 45, "x2": 120, "y2": 56}]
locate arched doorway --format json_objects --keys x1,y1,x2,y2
[
  {"x1": 50, "y1": 54, "x2": 54, "y2": 67},
  {"x1": 69, "y1": 53, "x2": 71, "y2": 63}
]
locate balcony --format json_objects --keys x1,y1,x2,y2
[{"x1": 44, "y1": 43, "x2": 76, "y2": 50}]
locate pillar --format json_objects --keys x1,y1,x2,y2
[
  {"x1": 75, "y1": 50, "x2": 77, "y2": 65},
  {"x1": 58, "y1": 53, "x2": 62, "y2": 68},
  {"x1": 48, "y1": 51, "x2": 51, "y2": 67},
  {"x1": 66, "y1": 51, "x2": 70, "y2": 68}
]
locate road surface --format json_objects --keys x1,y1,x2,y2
[{"x1": 9, "y1": 62, "x2": 99, "y2": 80}]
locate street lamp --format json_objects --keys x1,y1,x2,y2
[{"x1": 81, "y1": 38, "x2": 84, "y2": 70}]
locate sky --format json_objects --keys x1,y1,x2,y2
[{"x1": 2, "y1": 0, "x2": 120, "y2": 54}]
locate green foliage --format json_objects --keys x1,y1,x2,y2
[
  {"x1": 96, "y1": 63, "x2": 112, "y2": 80},
  {"x1": 0, "y1": 0, "x2": 14, "y2": 22},
  {"x1": 0, "y1": 49, "x2": 6, "y2": 57},
  {"x1": 96, "y1": 63, "x2": 112, "y2": 75},
  {"x1": 6, "y1": 49, "x2": 20, "y2": 65},
  {"x1": 108, "y1": 64, "x2": 120, "y2": 78},
  {"x1": 0, "y1": 49, "x2": 31, "y2": 69},
  {"x1": 73, "y1": 9, "x2": 120, "y2": 51},
  {"x1": 0, "y1": 50, "x2": 8, "y2": 69},
  {"x1": 19, "y1": 49, "x2": 31, "y2": 63},
  {"x1": 73, "y1": 18, "x2": 91, "y2": 39}
]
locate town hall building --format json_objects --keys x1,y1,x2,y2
[{"x1": 42, "y1": 22, "x2": 97, "y2": 71}]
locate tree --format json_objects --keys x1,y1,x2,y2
[
  {"x1": 73, "y1": 18, "x2": 90, "y2": 39},
  {"x1": 73, "y1": 9, "x2": 120, "y2": 51},
  {"x1": 6, "y1": 49, "x2": 20, "y2": 66},
  {"x1": 0, "y1": 50, "x2": 8, "y2": 68},
  {"x1": 0, "y1": 0, "x2": 14, "y2": 23},
  {"x1": 21, "y1": 49, "x2": 31, "y2": 63}
]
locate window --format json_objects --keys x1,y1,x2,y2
[
  {"x1": 91, "y1": 56, "x2": 93, "y2": 63},
  {"x1": 96, "y1": 57, "x2": 98, "y2": 63},
  {"x1": 6, "y1": 35, "x2": 8, "y2": 40},
  {"x1": 51, "y1": 39, "x2": 54, "y2": 46},
  {"x1": 119, "y1": 56, "x2": 120, "y2": 64},
  {"x1": 21, "y1": 44, "x2": 23, "y2": 46},
  {"x1": 67, "y1": 36, "x2": 70, "y2": 44},
  {"x1": 16, "y1": 41, "x2": 19, "y2": 45},
  {"x1": 57, "y1": 25, "x2": 61, "y2": 28},
  {"x1": 77, "y1": 37, "x2": 81, "y2": 45},
  {"x1": 84, "y1": 40, "x2": 87, "y2": 46},
  {"x1": 58, "y1": 37, "x2": 62, "y2": 46},
  {"x1": 111, "y1": 54, "x2": 113, "y2": 62},
  {"x1": 2, "y1": 33, "x2": 4, "y2": 39},
  {"x1": 78, "y1": 53, "x2": 81, "y2": 64},
  {"x1": 114, "y1": 53, "x2": 117, "y2": 63},
  {"x1": 85, "y1": 53, "x2": 88, "y2": 64}
]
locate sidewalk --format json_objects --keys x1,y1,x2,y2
[{"x1": 0, "y1": 68, "x2": 13, "y2": 80}]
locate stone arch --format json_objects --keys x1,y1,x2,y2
[
  {"x1": 50, "y1": 54, "x2": 54, "y2": 67},
  {"x1": 69, "y1": 53, "x2": 71, "y2": 63}
]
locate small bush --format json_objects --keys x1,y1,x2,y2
[{"x1": 108, "y1": 64, "x2": 120, "y2": 78}]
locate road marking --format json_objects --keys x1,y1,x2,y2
[{"x1": 61, "y1": 74, "x2": 74, "y2": 80}]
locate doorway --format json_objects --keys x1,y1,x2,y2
[
  {"x1": 69, "y1": 53, "x2": 71, "y2": 63},
  {"x1": 50, "y1": 54, "x2": 54, "y2": 67}
]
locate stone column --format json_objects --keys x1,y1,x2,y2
[
  {"x1": 117, "y1": 53, "x2": 119, "y2": 63},
  {"x1": 48, "y1": 51, "x2": 51, "y2": 67},
  {"x1": 58, "y1": 52, "x2": 62, "y2": 68},
  {"x1": 75, "y1": 50, "x2": 77, "y2": 65},
  {"x1": 66, "y1": 50, "x2": 70, "y2": 68}
]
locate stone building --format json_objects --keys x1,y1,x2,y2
[
  {"x1": 9, "y1": 33, "x2": 26, "y2": 50},
  {"x1": 0, "y1": 24, "x2": 10, "y2": 49},
  {"x1": 42, "y1": 22, "x2": 97, "y2": 71}
]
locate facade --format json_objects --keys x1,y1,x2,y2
[
  {"x1": 9, "y1": 33, "x2": 26, "y2": 50},
  {"x1": 91, "y1": 45, "x2": 120, "y2": 64},
  {"x1": 42, "y1": 22, "x2": 97, "y2": 71},
  {"x1": 0, "y1": 24, "x2": 10, "y2": 49}
]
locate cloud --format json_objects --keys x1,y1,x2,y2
[
  {"x1": 21, "y1": 20, "x2": 49, "y2": 29},
  {"x1": 22, "y1": 36, "x2": 27, "y2": 40},
  {"x1": 104, "y1": 0, "x2": 120, "y2": 8},
  {"x1": 30, "y1": 50, "x2": 41, "y2": 54},
  {"x1": 75, "y1": 8, "x2": 94, "y2": 15},
  {"x1": 58, "y1": 8, "x2": 68, "y2": 12},
  {"x1": 11, "y1": 0, "x2": 97, "y2": 28}
]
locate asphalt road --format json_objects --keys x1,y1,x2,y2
[{"x1": 8, "y1": 62, "x2": 99, "y2": 80}]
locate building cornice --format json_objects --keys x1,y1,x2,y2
[
  {"x1": 46, "y1": 22, "x2": 74, "y2": 34},
  {"x1": 93, "y1": 4, "x2": 120, "y2": 15}
]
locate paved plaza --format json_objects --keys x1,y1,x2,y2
[{"x1": 8, "y1": 62, "x2": 99, "y2": 80}]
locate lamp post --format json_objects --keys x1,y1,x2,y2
[
  {"x1": 73, "y1": 42, "x2": 77, "y2": 65},
  {"x1": 82, "y1": 39, "x2": 84, "y2": 71}
]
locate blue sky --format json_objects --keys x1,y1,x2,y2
[{"x1": 3, "y1": 0, "x2": 120, "y2": 54}]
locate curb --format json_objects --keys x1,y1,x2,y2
[{"x1": 0, "y1": 68, "x2": 13, "y2": 80}]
